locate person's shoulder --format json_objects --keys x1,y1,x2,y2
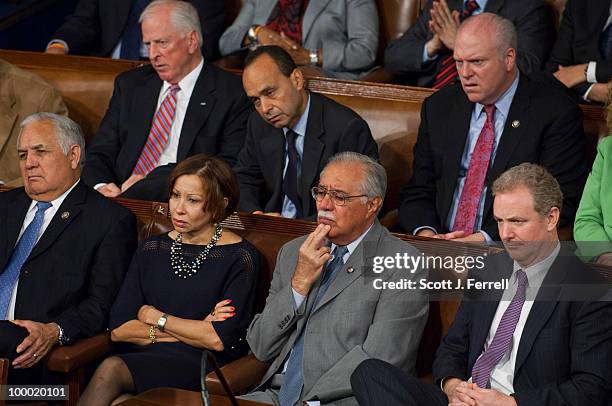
[
  {"x1": 377, "y1": 225, "x2": 421, "y2": 256},
  {"x1": 314, "y1": 91, "x2": 364, "y2": 120},
  {"x1": 598, "y1": 135, "x2": 612, "y2": 153},
  {"x1": 0, "y1": 187, "x2": 27, "y2": 205},
  {"x1": 520, "y1": 72, "x2": 579, "y2": 109},
  {"x1": 115, "y1": 64, "x2": 158, "y2": 84},
  {"x1": 0, "y1": 59, "x2": 57, "y2": 91},
  {"x1": 424, "y1": 82, "x2": 465, "y2": 107},
  {"x1": 205, "y1": 63, "x2": 244, "y2": 92},
  {"x1": 81, "y1": 184, "x2": 135, "y2": 219}
]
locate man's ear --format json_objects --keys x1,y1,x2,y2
[
  {"x1": 69, "y1": 145, "x2": 81, "y2": 170},
  {"x1": 187, "y1": 30, "x2": 200, "y2": 53},
  {"x1": 367, "y1": 196, "x2": 383, "y2": 217},
  {"x1": 546, "y1": 206, "x2": 560, "y2": 231},
  {"x1": 291, "y1": 68, "x2": 304, "y2": 91}
]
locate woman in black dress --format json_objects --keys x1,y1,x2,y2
[{"x1": 78, "y1": 155, "x2": 261, "y2": 406}]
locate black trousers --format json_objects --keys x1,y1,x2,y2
[
  {"x1": 350, "y1": 359, "x2": 449, "y2": 406},
  {"x1": 0, "y1": 320, "x2": 45, "y2": 385}
]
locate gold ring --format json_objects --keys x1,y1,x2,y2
[{"x1": 33, "y1": 353, "x2": 38, "y2": 358}]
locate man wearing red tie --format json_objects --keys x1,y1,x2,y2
[
  {"x1": 397, "y1": 13, "x2": 587, "y2": 243},
  {"x1": 82, "y1": 0, "x2": 251, "y2": 202}
]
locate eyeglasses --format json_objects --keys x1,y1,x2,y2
[{"x1": 310, "y1": 187, "x2": 367, "y2": 206}]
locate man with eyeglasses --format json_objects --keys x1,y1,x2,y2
[
  {"x1": 81, "y1": 0, "x2": 251, "y2": 202},
  {"x1": 242, "y1": 152, "x2": 428, "y2": 406},
  {"x1": 234, "y1": 45, "x2": 379, "y2": 220}
]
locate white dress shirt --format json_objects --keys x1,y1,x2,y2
[{"x1": 6, "y1": 180, "x2": 80, "y2": 320}]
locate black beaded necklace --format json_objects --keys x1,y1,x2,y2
[{"x1": 170, "y1": 224, "x2": 223, "y2": 279}]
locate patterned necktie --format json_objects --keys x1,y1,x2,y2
[
  {"x1": 432, "y1": 0, "x2": 480, "y2": 89},
  {"x1": 120, "y1": 0, "x2": 150, "y2": 60},
  {"x1": 282, "y1": 129, "x2": 303, "y2": 216},
  {"x1": 266, "y1": 0, "x2": 308, "y2": 44},
  {"x1": 133, "y1": 84, "x2": 181, "y2": 176},
  {"x1": 471, "y1": 269, "x2": 528, "y2": 388},
  {"x1": 452, "y1": 105, "x2": 496, "y2": 234},
  {"x1": 0, "y1": 201, "x2": 52, "y2": 319},
  {"x1": 278, "y1": 245, "x2": 348, "y2": 406}
]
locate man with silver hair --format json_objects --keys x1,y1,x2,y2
[
  {"x1": 398, "y1": 13, "x2": 587, "y2": 244},
  {"x1": 0, "y1": 113, "x2": 137, "y2": 385},
  {"x1": 82, "y1": 0, "x2": 251, "y2": 201},
  {"x1": 244, "y1": 152, "x2": 428, "y2": 405}
]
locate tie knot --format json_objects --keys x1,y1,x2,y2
[
  {"x1": 333, "y1": 245, "x2": 348, "y2": 262},
  {"x1": 36, "y1": 201, "x2": 52, "y2": 212},
  {"x1": 169, "y1": 84, "x2": 181, "y2": 95},
  {"x1": 286, "y1": 129, "x2": 299, "y2": 145},
  {"x1": 484, "y1": 104, "x2": 496, "y2": 120},
  {"x1": 515, "y1": 269, "x2": 529, "y2": 289},
  {"x1": 464, "y1": 0, "x2": 479, "y2": 15}
]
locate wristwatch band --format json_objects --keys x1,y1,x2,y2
[
  {"x1": 157, "y1": 314, "x2": 168, "y2": 332},
  {"x1": 309, "y1": 49, "x2": 319, "y2": 65},
  {"x1": 247, "y1": 25, "x2": 259, "y2": 43}
]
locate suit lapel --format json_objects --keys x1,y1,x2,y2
[
  {"x1": 123, "y1": 71, "x2": 162, "y2": 179},
  {"x1": 25, "y1": 183, "x2": 86, "y2": 264},
  {"x1": 311, "y1": 222, "x2": 382, "y2": 313},
  {"x1": 262, "y1": 126, "x2": 286, "y2": 210},
  {"x1": 514, "y1": 258, "x2": 565, "y2": 374},
  {"x1": 590, "y1": 0, "x2": 610, "y2": 54},
  {"x1": 301, "y1": 93, "x2": 325, "y2": 217},
  {"x1": 177, "y1": 63, "x2": 215, "y2": 160},
  {"x1": 482, "y1": 76, "x2": 530, "y2": 221},
  {"x1": 440, "y1": 92, "x2": 473, "y2": 223},
  {"x1": 302, "y1": 0, "x2": 331, "y2": 43},
  {"x1": 1, "y1": 191, "x2": 30, "y2": 269}
]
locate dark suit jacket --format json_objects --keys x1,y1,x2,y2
[
  {"x1": 51, "y1": 0, "x2": 225, "y2": 60},
  {"x1": 433, "y1": 252, "x2": 612, "y2": 406},
  {"x1": 546, "y1": 0, "x2": 612, "y2": 98},
  {"x1": 233, "y1": 92, "x2": 379, "y2": 218},
  {"x1": 82, "y1": 63, "x2": 251, "y2": 202},
  {"x1": 0, "y1": 182, "x2": 137, "y2": 341},
  {"x1": 385, "y1": 0, "x2": 556, "y2": 87},
  {"x1": 398, "y1": 73, "x2": 588, "y2": 240}
]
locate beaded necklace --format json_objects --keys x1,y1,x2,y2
[{"x1": 170, "y1": 224, "x2": 223, "y2": 279}]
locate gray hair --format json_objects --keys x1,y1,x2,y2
[
  {"x1": 461, "y1": 13, "x2": 517, "y2": 59},
  {"x1": 19, "y1": 113, "x2": 86, "y2": 166},
  {"x1": 492, "y1": 163, "x2": 563, "y2": 218},
  {"x1": 323, "y1": 152, "x2": 386, "y2": 205},
  {"x1": 140, "y1": 0, "x2": 203, "y2": 47}
]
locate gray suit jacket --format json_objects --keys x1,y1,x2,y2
[
  {"x1": 219, "y1": 0, "x2": 379, "y2": 80},
  {"x1": 247, "y1": 220, "x2": 429, "y2": 404}
]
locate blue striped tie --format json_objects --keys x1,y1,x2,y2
[
  {"x1": 0, "y1": 201, "x2": 52, "y2": 319},
  {"x1": 278, "y1": 245, "x2": 348, "y2": 406}
]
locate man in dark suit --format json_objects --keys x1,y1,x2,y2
[
  {"x1": 0, "y1": 113, "x2": 137, "y2": 384},
  {"x1": 546, "y1": 0, "x2": 612, "y2": 104},
  {"x1": 234, "y1": 46, "x2": 379, "y2": 219},
  {"x1": 82, "y1": 0, "x2": 251, "y2": 202},
  {"x1": 385, "y1": 0, "x2": 555, "y2": 88},
  {"x1": 398, "y1": 13, "x2": 587, "y2": 243},
  {"x1": 352, "y1": 163, "x2": 612, "y2": 406},
  {"x1": 46, "y1": 0, "x2": 225, "y2": 61}
]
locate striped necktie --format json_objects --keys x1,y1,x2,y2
[
  {"x1": 132, "y1": 84, "x2": 181, "y2": 176},
  {"x1": 0, "y1": 201, "x2": 52, "y2": 319},
  {"x1": 471, "y1": 269, "x2": 528, "y2": 388},
  {"x1": 432, "y1": 0, "x2": 480, "y2": 89}
]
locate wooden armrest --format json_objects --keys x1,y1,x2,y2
[
  {"x1": 205, "y1": 354, "x2": 269, "y2": 396},
  {"x1": 46, "y1": 333, "x2": 112, "y2": 373}
]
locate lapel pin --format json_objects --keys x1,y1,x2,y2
[
  {"x1": 200, "y1": 102, "x2": 207, "y2": 106},
  {"x1": 61, "y1": 211, "x2": 70, "y2": 220},
  {"x1": 511, "y1": 120, "x2": 520, "y2": 128},
  {"x1": 347, "y1": 267, "x2": 354, "y2": 274}
]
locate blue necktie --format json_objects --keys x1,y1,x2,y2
[
  {"x1": 0, "y1": 201, "x2": 52, "y2": 319},
  {"x1": 278, "y1": 245, "x2": 349, "y2": 406},
  {"x1": 120, "y1": 0, "x2": 149, "y2": 60},
  {"x1": 600, "y1": 23, "x2": 612, "y2": 61}
]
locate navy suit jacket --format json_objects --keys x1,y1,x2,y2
[
  {"x1": 433, "y1": 252, "x2": 612, "y2": 405},
  {"x1": 0, "y1": 182, "x2": 137, "y2": 341},
  {"x1": 82, "y1": 63, "x2": 251, "y2": 202}
]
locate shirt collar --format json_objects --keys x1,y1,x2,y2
[
  {"x1": 512, "y1": 241, "x2": 560, "y2": 289},
  {"x1": 28, "y1": 179, "x2": 80, "y2": 212},
  {"x1": 474, "y1": 70, "x2": 519, "y2": 122},
  {"x1": 470, "y1": 0, "x2": 487, "y2": 11},
  {"x1": 331, "y1": 222, "x2": 375, "y2": 261},
  {"x1": 160, "y1": 58, "x2": 204, "y2": 100},
  {"x1": 283, "y1": 92, "x2": 311, "y2": 137}
]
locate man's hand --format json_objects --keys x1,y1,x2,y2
[
  {"x1": 11, "y1": 320, "x2": 59, "y2": 369},
  {"x1": 291, "y1": 224, "x2": 332, "y2": 296},
  {"x1": 46, "y1": 44, "x2": 68, "y2": 55},
  {"x1": 97, "y1": 182, "x2": 121, "y2": 197},
  {"x1": 416, "y1": 229, "x2": 444, "y2": 239},
  {"x1": 429, "y1": 0, "x2": 461, "y2": 51},
  {"x1": 554, "y1": 64, "x2": 588, "y2": 88},
  {"x1": 121, "y1": 174, "x2": 145, "y2": 193},
  {"x1": 279, "y1": 33, "x2": 311, "y2": 65},
  {"x1": 596, "y1": 252, "x2": 612, "y2": 267},
  {"x1": 252, "y1": 211, "x2": 282, "y2": 217},
  {"x1": 454, "y1": 385, "x2": 517, "y2": 406},
  {"x1": 443, "y1": 378, "x2": 476, "y2": 405},
  {"x1": 440, "y1": 231, "x2": 486, "y2": 243},
  {"x1": 426, "y1": 34, "x2": 443, "y2": 58},
  {"x1": 586, "y1": 83, "x2": 608, "y2": 103},
  {"x1": 256, "y1": 26, "x2": 285, "y2": 47}
]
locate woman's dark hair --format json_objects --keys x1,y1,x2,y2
[{"x1": 168, "y1": 154, "x2": 239, "y2": 223}]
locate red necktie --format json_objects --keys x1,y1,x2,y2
[
  {"x1": 133, "y1": 84, "x2": 180, "y2": 176},
  {"x1": 432, "y1": 0, "x2": 480, "y2": 89},
  {"x1": 452, "y1": 105, "x2": 496, "y2": 234}
]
